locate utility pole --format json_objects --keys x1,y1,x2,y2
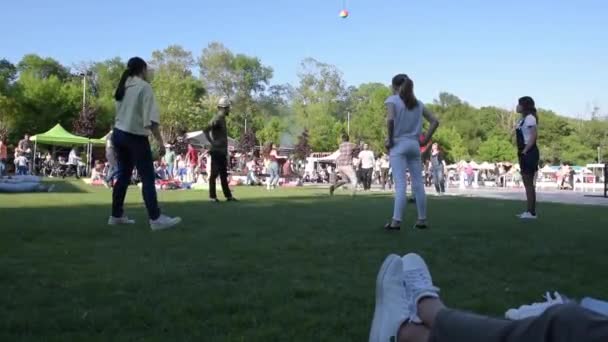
[{"x1": 347, "y1": 111, "x2": 350, "y2": 136}]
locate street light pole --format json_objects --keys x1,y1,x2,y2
[
  {"x1": 347, "y1": 111, "x2": 350, "y2": 136},
  {"x1": 80, "y1": 72, "x2": 87, "y2": 112}
]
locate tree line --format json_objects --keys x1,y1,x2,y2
[{"x1": 1, "y1": 43, "x2": 607, "y2": 165}]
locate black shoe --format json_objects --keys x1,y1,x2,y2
[
  {"x1": 329, "y1": 185, "x2": 335, "y2": 196},
  {"x1": 414, "y1": 221, "x2": 428, "y2": 229},
  {"x1": 384, "y1": 222, "x2": 401, "y2": 231},
  {"x1": 226, "y1": 197, "x2": 238, "y2": 202}
]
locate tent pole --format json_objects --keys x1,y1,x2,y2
[{"x1": 32, "y1": 141, "x2": 37, "y2": 175}]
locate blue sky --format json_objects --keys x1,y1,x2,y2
[{"x1": 1, "y1": 0, "x2": 606, "y2": 117}]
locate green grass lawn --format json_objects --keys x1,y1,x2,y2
[{"x1": 1, "y1": 181, "x2": 608, "y2": 341}]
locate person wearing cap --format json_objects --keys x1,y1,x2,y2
[{"x1": 203, "y1": 96, "x2": 237, "y2": 202}]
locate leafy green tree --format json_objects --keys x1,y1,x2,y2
[
  {"x1": 150, "y1": 45, "x2": 206, "y2": 139},
  {"x1": 476, "y1": 136, "x2": 517, "y2": 162},
  {"x1": 17, "y1": 54, "x2": 69, "y2": 80},
  {"x1": 294, "y1": 129, "x2": 312, "y2": 161},
  {"x1": 432, "y1": 126, "x2": 468, "y2": 162},
  {"x1": 256, "y1": 117, "x2": 286, "y2": 146},
  {"x1": 349, "y1": 83, "x2": 391, "y2": 152}
]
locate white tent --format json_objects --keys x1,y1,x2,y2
[
  {"x1": 186, "y1": 131, "x2": 237, "y2": 148},
  {"x1": 479, "y1": 162, "x2": 496, "y2": 170},
  {"x1": 317, "y1": 150, "x2": 340, "y2": 162}
]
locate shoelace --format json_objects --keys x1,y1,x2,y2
[{"x1": 404, "y1": 268, "x2": 438, "y2": 294}]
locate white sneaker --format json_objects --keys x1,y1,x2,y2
[
  {"x1": 402, "y1": 253, "x2": 440, "y2": 324},
  {"x1": 150, "y1": 215, "x2": 182, "y2": 231},
  {"x1": 108, "y1": 216, "x2": 136, "y2": 225},
  {"x1": 369, "y1": 255, "x2": 410, "y2": 342},
  {"x1": 518, "y1": 212, "x2": 538, "y2": 220},
  {"x1": 505, "y1": 292, "x2": 564, "y2": 320}
]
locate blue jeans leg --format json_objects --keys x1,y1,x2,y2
[{"x1": 111, "y1": 129, "x2": 161, "y2": 220}]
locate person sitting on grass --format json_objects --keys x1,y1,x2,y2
[
  {"x1": 90, "y1": 161, "x2": 105, "y2": 182},
  {"x1": 369, "y1": 253, "x2": 608, "y2": 342}
]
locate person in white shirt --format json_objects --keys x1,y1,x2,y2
[
  {"x1": 358, "y1": 144, "x2": 375, "y2": 190},
  {"x1": 110, "y1": 57, "x2": 181, "y2": 230},
  {"x1": 67, "y1": 147, "x2": 82, "y2": 179},
  {"x1": 384, "y1": 74, "x2": 439, "y2": 230},
  {"x1": 515, "y1": 96, "x2": 540, "y2": 220},
  {"x1": 15, "y1": 153, "x2": 29, "y2": 175},
  {"x1": 246, "y1": 157, "x2": 259, "y2": 185}
]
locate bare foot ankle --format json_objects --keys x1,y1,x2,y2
[{"x1": 397, "y1": 322, "x2": 430, "y2": 342}]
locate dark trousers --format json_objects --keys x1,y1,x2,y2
[
  {"x1": 105, "y1": 165, "x2": 117, "y2": 185},
  {"x1": 430, "y1": 304, "x2": 608, "y2": 342},
  {"x1": 209, "y1": 151, "x2": 232, "y2": 199},
  {"x1": 433, "y1": 168, "x2": 445, "y2": 193},
  {"x1": 361, "y1": 167, "x2": 373, "y2": 190},
  {"x1": 111, "y1": 129, "x2": 160, "y2": 220},
  {"x1": 381, "y1": 168, "x2": 391, "y2": 189}
]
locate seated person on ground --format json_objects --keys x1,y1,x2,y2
[{"x1": 369, "y1": 253, "x2": 608, "y2": 342}]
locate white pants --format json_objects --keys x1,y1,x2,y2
[
  {"x1": 390, "y1": 138, "x2": 426, "y2": 221},
  {"x1": 334, "y1": 165, "x2": 358, "y2": 194}
]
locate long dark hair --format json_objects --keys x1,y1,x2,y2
[
  {"x1": 114, "y1": 57, "x2": 147, "y2": 101},
  {"x1": 392, "y1": 74, "x2": 418, "y2": 110},
  {"x1": 518, "y1": 96, "x2": 538, "y2": 123}
]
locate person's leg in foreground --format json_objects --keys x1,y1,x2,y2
[
  {"x1": 406, "y1": 151, "x2": 427, "y2": 228},
  {"x1": 111, "y1": 130, "x2": 180, "y2": 230},
  {"x1": 387, "y1": 141, "x2": 408, "y2": 230},
  {"x1": 384, "y1": 253, "x2": 608, "y2": 342},
  {"x1": 110, "y1": 130, "x2": 137, "y2": 225}
]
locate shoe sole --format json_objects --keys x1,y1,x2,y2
[
  {"x1": 369, "y1": 254, "x2": 401, "y2": 342},
  {"x1": 151, "y1": 217, "x2": 182, "y2": 231}
]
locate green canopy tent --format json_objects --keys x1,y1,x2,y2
[
  {"x1": 89, "y1": 131, "x2": 112, "y2": 146},
  {"x1": 29, "y1": 124, "x2": 92, "y2": 175}
]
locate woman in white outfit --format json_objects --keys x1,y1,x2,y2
[{"x1": 384, "y1": 74, "x2": 439, "y2": 230}]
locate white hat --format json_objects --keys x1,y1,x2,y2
[{"x1": 217, "y1": 96, "x2": 231, "y2": 108}]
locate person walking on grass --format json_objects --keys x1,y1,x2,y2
[
  {"x1": 358, "y1": 143, "x2": 375, "y2": 191},
  {"x1": 203, "y1": 96, "x2": 237, "y2": 203},
  {"x1": 263, "y1": 142, "x2": 281, "y2": 190},
  {"x1": 384, "y1": 74, "x2": 439, "y2": 231},
  {"x1": 515, "y1": 96, "x2": 540, "y2": 219},
  {"x1": 430, "y1": 143, "x2": 446, "y2": 194},
  {"x1": 110, "y1": 57, "x2": 181, "y2": 231},
  {"x1": 329, "y1": 133, "x2": 358, "y2": 196}
]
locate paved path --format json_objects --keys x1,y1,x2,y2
[{"x1": 427, "y1": 187, "x2": 608, "y2": 207}]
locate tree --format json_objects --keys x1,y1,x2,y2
[
  {"x1": 476, "y1": 136, "x2": 517, "y2": 162},
  {"x1": 89, "y1": 57, "x2": 126, "y2": 134},
  {"x1": 239, "y1": 127, "x2": 257, "y2": 153},
  {"x1": 199, "y1": 42, "x2": 274, "y2": 140},
  {"x1": 294, "y1": 129, "x2": 312, "y2": 161},
  {"x1": 0, "y1": 59, "x2": 17, "y2": 93},
  {"x1": 17, "y1": 54, "x2": 69, "y2": 80},
  {"x1": 349, "y1": 83, "x2": 391, "y2": 152},
  {"x1": 72, "y1": 106, "x2": 98, "y2": 138},
  {"x1": 434, "y1": 92, "x2": 463, "y2": 108},
  {"x1": 256, "y1": 117, "x2": 286, "y2": 146},
  {"x1": 151, "y1": 45, "x2": 206, "y2": 139},
  {"x1": 432, "y1": 126, "x2": 468, "y2": 162},
  {"x1": 293, "y1": 58, "x2": 346, "y2": 151}
]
